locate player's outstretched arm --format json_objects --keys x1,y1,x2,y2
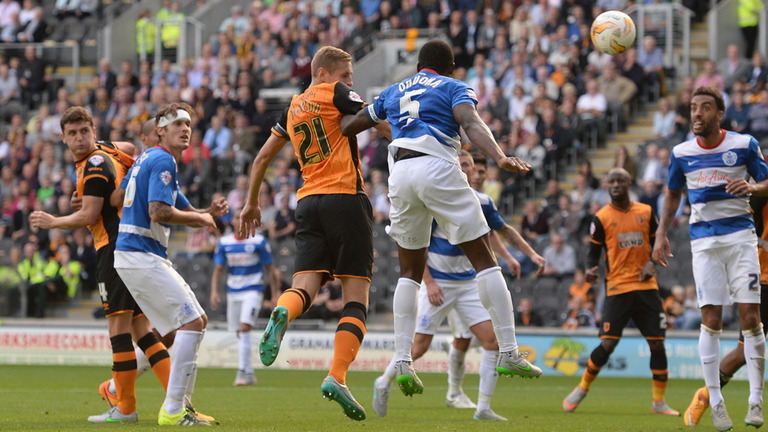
[
  {"x1": 340, "y1": 110, "x2": 377, "y2": 137},
  {"x1": 489, "y1": 229, "x2": 520, "y2": 278},
  {"x1": 148, "y1": 200, "x2": 215, "y2": 228},
  {"x1": 30, "y1": 195, "x2": 103, "y2": 230},
  {"x1": 652, "y1": 188, "x2": 683, "y2": 267},
  {"x1": 725, "y1": 176, "x2": 768, "y2": 196},
  {"x1": 210, "y1": 264, "x2": 224, "y2": 310},
  {"x1": 181, "y1": 195, "x2": 229, "y2": 217},
  {"x1": 453, "y1": 103, "x2": 530, "y2": 174},
  {"x1": 239, "y1": 133, "x2": 288, "y2": 238},
  {"x1": 498, "y1": 223, "x2": 545, "y2": 275}
]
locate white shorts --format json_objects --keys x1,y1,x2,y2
[
  {"x1": 415, "y1": 278, "x2": 491, "y2": 336},
  {"x1": 692, "y1": 241, "x2": 761, "y2": 307},
  {"x1": 226, "y1": 290, "x2": 263, "y2": 332},
  {"x1": 114, "y1": 251, "x2": 206, "y2": 336},
  {"x1": 387, "y1": 155, "x2": 490, "y2": 250}
]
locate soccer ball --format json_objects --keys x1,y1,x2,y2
[{"x1": 590, "y1": 10, "x2": 637, "y2": 56}]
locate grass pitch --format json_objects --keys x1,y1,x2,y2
[{"x1": 0, "y1": 364, "x2": 754, "y2": 431}]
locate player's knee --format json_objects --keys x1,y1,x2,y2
[
  {"x1": 239, "y1": 323, "x2": 251, "y2": 333},
  {"x1": 600, "y1": 339, "x2": 618, "y2": 354},
  {"x1": 480, "y1": 338, "x2": 498, "y2": 351},
  {"x1": 647, "y1": 339, "x2": 665, "y2": 353},
  {"x1": 453, "y1": 337, "x2": 472, "y2": 352},
  {"x1": 741, "y1": 315, "x2": 761, "y2": 332}
]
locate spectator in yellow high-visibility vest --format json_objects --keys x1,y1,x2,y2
[
  {"x1": 156, "y1": 0, "x2": 184, "y2": 61},
  {"x1": 54, "y1": 244, "x2": 82, "y2": 299},
  {"x1": 135, "y1": 8, "x2": 156, "y2": 63},
  {"x1": 739, "y1": 0, "x2": 765, "y2": 58},
  {"x1": 18, "y1": 241, "x2": 61, "y2": 318}
]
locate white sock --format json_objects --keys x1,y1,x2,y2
[
  {"x1": 238, "y1": 331, "x2": 252, "y2": 373},
  {"x1": 699, "y1": 325, "x2": 723, "y2": 406},
  {"x1": 448, "y1": 345, "x2": 466, "y2": 396},
  {"x1": 185, "y1": 364, "x2": 198, "y2": 402},
  {"x1": 136, "y1": 345, "x2": 151, "y2": 377},
  {"x1": 743, "y1": 324, "x2": 766, "y2": 404},
  {"x1": 164, "y1": 330, "x2": 203, "y2": 415},
  {"x1": 476, "y1": 267, "x2": 518, "y2": 353},
  {"x1": 109, "y1": 346, "x2": 151, "y2": 394},
  {"x1": 393, "y1": 278, "x2": 420, "y2": 362},
  {"x1": 380, "y1": 357, "x2": 398, "y2": 386},
  {"x1": 477, "y1": 349, "x2": 499, "y2": 412}
]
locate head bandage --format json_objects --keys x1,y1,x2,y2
[{"x1": 157, "y1": 109, "x2": 191, "y2": 128}]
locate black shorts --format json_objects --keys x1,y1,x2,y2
[
  {"x1": 599, "y1": 289, "x2": 666, "y2": 340},
  {"x1": 96, "y1": 243, "x2": 142, "y2": 318},
  {"x1": 738, "y1": 284, "x2": 768, "y2": 342},
  {"x1": 294, "y1": 193, "x2": 373, "y2": 284}
]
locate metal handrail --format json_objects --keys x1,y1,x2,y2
[
  {"x1": 136, "y1": 16, "x2": 205, "y2": 67},
  {"x1": 625, "y1": 3, "x2": 693, "y2": 77},
  {"x1": 0, "y1": 41, "x2": 80, "y2": 86}
]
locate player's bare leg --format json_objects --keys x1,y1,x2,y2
[{"x1": 460, "y1": 235, "x2": 541, "y2": 379}]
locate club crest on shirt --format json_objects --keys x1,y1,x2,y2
[
  {"x1": 348, "y1": 90, "x2": 363, "y2": 103},
  {"x1": 589, "y1": 221, "x2": 596, "y2": 235},
  {"x1": 159, "y1": 170, "x2": 172, "y2": 186},
  {"x1": 245, "y1": 244, "x2": 255, "y2": 253},
  {"x1": 722, "y1": 151, "x2": 738, "y2": 166},
  {"x1": 89, "y1": 155, "x2": 104, "y2": 166}
]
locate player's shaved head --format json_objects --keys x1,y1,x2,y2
[
  {"x1": 417, "y1": 39, "x2": 454, "y2": 76},
  {"x1": 142, "y1": 118, "x2": 159, "y2": 148},
  {"x1": 607, "y1": 167, "x2": 632, "y2": 182},
  {"x1": 142, "y1": 118, "x2": 156, "y2": 136}
]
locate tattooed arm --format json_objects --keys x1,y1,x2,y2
[{"x1": 149, "y1": 201, "x2": 215, "y2": 228}]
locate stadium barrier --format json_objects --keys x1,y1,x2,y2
[{"x1": 0, "y1": 324, "x2": 746, "y2": 381}]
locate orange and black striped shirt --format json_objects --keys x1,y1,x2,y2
[
  {"x1": 589, "y1": 202, "x2": 658, "y2": 296},
  {"x1": 272, "y1": 81, "x2": 366, "y2": 201},
  {"x1": 75, "y1": 148, "x2": 128, "y2": 250}
]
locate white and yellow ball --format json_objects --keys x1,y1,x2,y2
[{"x1": 590, "y1": 10, "x2": 637, "y2": 56}]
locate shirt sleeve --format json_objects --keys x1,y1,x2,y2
[
  {"x1": 482, "y1": 199, "x2": 505, "y2": 231},
  {"x1": 147, "y1": 154, "x2": 176, "y2": 206},
  {"x1": 119, "y1": 167, "x2": 132, "y2": 190},
  {"x1": 333, "y1": 81, "x2": 365, "y2": 115},
  {"x1": 175, "y1": 185, "x2": 190, "y2": 210},
  {"x1": 589, "y1": 214, "x2": 605, "y2": 245},
  {"x1": 259, "y1": 237, "x2": 274, "y2": 266},
  {"x1": 212, "y1": 240, "x2": 226, "y2": 266},
  {"x1": 747, "y1": 136, "x2": 768, "y2": 182},
  {"x1": 82, "y1": 153, "x2": 115, "y2": 198},
  {"x1": 271, "y1": 108, "x2": 290, "y2": 139},
  {"x1": 451, "y1": 80, "x2": 479, "y2": 109},
  {"x1": 667, "y1": 150, "x2": 686, "y2": 191},
  {"x1": 366, "y1": 90, "x2": 387, "y2": 124}
]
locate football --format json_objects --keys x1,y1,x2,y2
[{"x1": 590, "y1": 10, "x2": 637, "y2": 56}]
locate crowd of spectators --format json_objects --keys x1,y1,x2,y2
[{"x1": 0, "y1": 0, "x2": 740, "y2": 327}]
